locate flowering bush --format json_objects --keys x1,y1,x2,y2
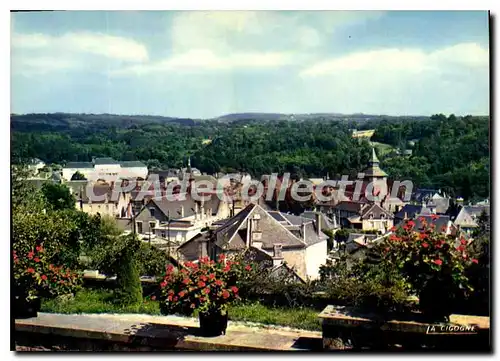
[
  {"x1": 13, "y1": 241, "x2": 81, "y2": 301},
  {"x1": 159, "y1": 255, "x2": 252, "y2": 315},
  {"x1": 380, "y1": 218, "x2": 477, "y2": 319}
]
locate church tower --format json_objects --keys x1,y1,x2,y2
[{"x1": 362, "y1": 148, "x2": 388, "y2": 201}]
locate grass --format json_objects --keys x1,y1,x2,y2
[
  {"x1": 370, "y1": 141, "x2": 395, "y2": 157},
  {"x1": 41, "y1": 288, "x2": 321, "y2": 331}
]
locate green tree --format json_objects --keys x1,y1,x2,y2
[
  {"x1": 41, "y1": 183, "x2": 75, "y2": 211},
  {"x1": 114, "y1": 235, "x2": 143, "y2": 307},
  {"x1": 70, "y1": 171, "x2": 87, "y2": 180}
]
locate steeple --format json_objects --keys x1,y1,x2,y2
[
  {"x1": 363, "y1": 147, "x2": 387, "y2": 178},
  {"x1": 370, "y1": 147, "x2": 380, "y2": 165}
]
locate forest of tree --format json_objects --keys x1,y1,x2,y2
[{"x1": 11, "y1": 113, "x2": 490, "y2": 201}]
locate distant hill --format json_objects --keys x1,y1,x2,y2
[
  {"x1": 10, "y1": 113, "x2": 201, "y2": 132},
  {"x1": 213, "y1": 112, "x2": 430, "y2": 123},
  {"x1": 10, "y1": 112, "x2": 433, "y2": 132}
]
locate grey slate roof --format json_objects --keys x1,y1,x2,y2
[
  {"x1": 150, "y1": 195, "x2": 220, "y2": 220},
  {"x1": 300, "y1": 211, "x2": 337, "y2": 230},
  {"x1": 64, "y1": 162, "x2": 93, "y2": 168},
  {"x1": 213, "y1": 203, "x2": 309, "y2": 251},
  {"x1": 121, "y1": 161, "x2": 147, "y2": 168},
  {"x1": 94, "y1": 157, "x2": 119, "y2": 165},
  {"x1": 414, "y1": 215, "x2": 451, "y2": 233}
]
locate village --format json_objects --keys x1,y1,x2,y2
[{"x1": 23, "y1": 148, "x2": 490, "y2": 285}]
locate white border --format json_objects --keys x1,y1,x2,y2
[{"x1": 3, "y1": 2, "x2": 497, "y2": 360}]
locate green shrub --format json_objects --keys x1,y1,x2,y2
[{"x1": 115, "y1": 237, "x2": 143, "y2": 307}]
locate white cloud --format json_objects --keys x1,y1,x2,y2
[
  {"x1": 300, "y1": 42, "x2": 489, "y2": 77},
  {"x1": 11, "y1": 31, "x2": 149, "y2": 76},
  {"x1": 111, "y1": 48, "x2": 293, "y2": 76}
]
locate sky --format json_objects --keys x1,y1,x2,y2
[{"x1": 10, "y1": 10, "x2": 490, "y2": 118}]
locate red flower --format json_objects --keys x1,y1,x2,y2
[
  {"x1": 422, "y1": 242, "x2": 429, "y2": 248},
  {"x1": 151, "y1": 295, "x2": 156, "y2": 301},
  {"x1": 431, "y1": 214, "x2": 439, "y2": 220},
  {"x1": 407, "y1": 220, "x2": 415, "y2": 228},
  {"x1": 182, "y1": 278, "x2": 191, "y2": 285},
  {"x1": 384, "y1": 247, "x2": 390, "y2": 252},
  {"x1": 203, "y1": 287, "x2": 210, "y2": 294},
  {"x1": 222, "y1": 290, "x2": 230, "y2": 299},
  {"x1": 418, "y1": 216, "x2": 426, "y2": 222},
  {"x1": 173, "y1": 296, "x2": 178, "y2": 302},
  {"x1": 433, "y1": 259, "x2": 443, "y2": 266},
  {"x1": 456, "y1": 245, "x2": 465, "y2": 252},
  {"x1": 389, "y1": 226, "x2": 397, "y2": 232},
  {"x1": 218, "y1": 254, "x2": 226, "y2": 261},
  {"x1": 36, "y1": 245, "x2": 43, "y2": 252},
  {"x1": 200, "y1": 275, "x2": 208, "y2": 282},
  {"x1": 215, "y1": 279, "x2": 223, "y2": 286},
  {"x1": 34, "y1": 257, "x2": 40, "y2": 263},
  {"x1": 178, "y1": 291, "x2": 186, "y2": 297},
  {"x1": 27, "y1": 268, "x2": 35, "y2": 274},
  {"x1": 471, "y1": 259, "x2": 479, "y2": 264},
  {"x1": 460, "y1": 239, "x2": 467, "y2": 245},
  {"x1": 160, "y1": 281, "x2": 167, "y2": 288},
  {"x1": 223, "y1": 265, "x2": 231, "y2": 272},
  {"x1": 389, "y1": 234, "x2": 401, "y2": 242},
  {"x1": 230, "y1": 286, "x2": 238, "y2": 293},
  {"x1": 167, "y1": 295, "x2": 173, "y2": 301},
  {"x1": 41, "y1": 275, "x2": 47, "y2": 281},
  {"x1": 419, "y1": 233, "x2": 427, "y2": 240},
  {"x1": 28, "y1": 251, "x2": 34, "y2": 260},
  {"x1": 208, "y1": 273, "x2": 216, "y2": 280},
  {"x1": 197, "y1": 281, "x2": 206, "y2": 288},
  {"x1": 200, "y1": 297, "x2": 206, "y2": 302},
  {"x1": 166, "y1": 264, "x2": 174, "y2": 272},
  {"x1": 245, "y1": 265, "x2": 252, "y2": 271}
]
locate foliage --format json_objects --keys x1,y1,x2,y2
[
  {"x1": 318, "y1": 256, "x2": 413, "y2": 314},
  {"x1": 377, "y1": 219, "x2": 478, "y2": 316},
  {"x1": 11, "y1": 113, "x2": 489, "y2": 200},
  {"x1": 41, "y1": 183, "x2": 75, "y2": 210},
  {"x1": 70, "y1": 170, "x2": 87, "y2": 180},
  {"x1": 136, "y1": 243, "x2": 172, "y2": 277},
  {"x1": 114, "y1": 236, "x2": 143, "y2": 307},
  {"x1": 159, "y1": 255, "x2": 247, "y2": 316},
  {"x1": 13, "y1": 242, "x2": 81, "y2": 301}
]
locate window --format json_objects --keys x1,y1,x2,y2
[
  {"x1": 161, "y1": 231, "x2": 166, "y2": 238},
  {"x1": 137, "y1": 222, "x2": 143, "y2": 234},
  {"x1": 149, "y1": 208, "x2": 155, "y2": 217},
  {"x1": 149, "y1": 222, "x2": 156, "y2": 232}
]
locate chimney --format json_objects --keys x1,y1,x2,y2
[
  {"x1": 198, "y1": 237, "x2": 208, "y2": 258},
  {"x1": 272, "y1": 244, "x2": 283, "y2": 267},
  {"x1": 315, "y1": 213, "x2": 321, "y2": 236},
  {"x1": 404, "y1": 212, "x2": 408, "y2": 220}
]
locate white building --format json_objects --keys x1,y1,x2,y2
[{"x1": 62, "y1": 158, "x2": 148, "y2": 182}]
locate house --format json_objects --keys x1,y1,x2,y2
[
  {"x1": 446, "y1": 204, "x2": 479, "y2": 236},
  {"x1": 414, "y1": 214, "x2": 454, "y2": 235},
  {"x1": 69, "y1": 181, "x2": 132, "y2": 218},
  {"x1": 133, "y1": 195, "x2": 231, "y2": 243},
  {"x1": 345, "y1": 203, "x2": 394, "y2": 233},
  {"x1": 27, "y1": 158, "x2": 46, "y2": 176},
  {"x1": 394, "y1": 204, "x2": 436, "y2": 225},
  {"x1": 62, "y1": 157, "x2": 148, "y2": 182},
  {"x1": 183, "y1": 203, "x2": 329, "y2": 281}
]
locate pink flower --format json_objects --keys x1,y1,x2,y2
[
  {"x1": 431, "y1": 214, "x2": 439, "y2": 220},
  {"x1": 230, "y1": 286, "x2": 238, "y2": 293},
  {"x1": 182, "y1": 278, "x2": 191, "y2": 285},
  {"x1": 245, "y1": 265, "x2": 252, "y2": 271},
  {"x1": 197, "y1": 281, "x2": 206, "y2": 288},
  {"x1": 471, "y1": 259, "x2": 479, "y2": 264},
  {"x1": 41, "y1": 275, "x2": 47, "y2": 281},
  {"x1": 433, "y1": 259, "x2": 443, "y2": 266},
  {"x1": 222, "y1": 290, "x2": 230, "y2": 299},
  {"x1": 160, "y1": 281, "x2": 167, "y2": 288},
  {"x1": 215, "y1": 279, "x2": 223, "y2": 286},
  {"x1": 27, "y1": 268, "x2": 35, "y2": 274},
  {"x1": 34, "y1": 257, "x2": 40, "y2": 263},
  {"x1": 422, "y1": 242, "x2": 429, "y2": 248},
  {"x1": 151, "y1": 295, "x2": 156, "y2": 301},
  {"x1": 28, "y1": 251, "x2": 34, "y2": 260},
  {"x1": 203, "y1": 287, "x2": 210, "y2": 295}
]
